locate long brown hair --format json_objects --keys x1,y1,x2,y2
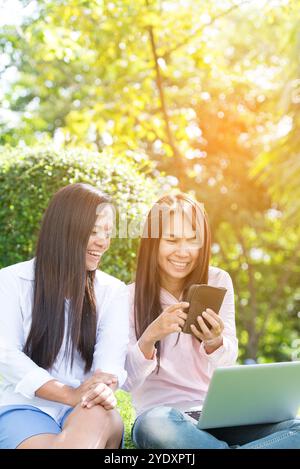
[
  {"x1": 24, "y1": 183, "x2": 111, "y2": 373},
  {"x1": 134, "y1": 193, "x2": 211, "y2": 368}
]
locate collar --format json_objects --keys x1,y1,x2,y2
[
  {"x1": 160, "y1": 287, "x2": 183, "y2": 306},
  {"x1": 15, "y1": 258, "x2": 36, "y2": 280}
]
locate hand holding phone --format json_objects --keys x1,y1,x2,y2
[{"x1": 182, "y1": 284, "x2": 227, "y2": 335}]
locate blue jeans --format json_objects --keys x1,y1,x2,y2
[{"x1": 132, "y1": 406, "x2": 300, "y2": 449}]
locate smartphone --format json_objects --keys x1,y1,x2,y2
[{"x1": 182, "y1": 284, "x2": 227, "y2": 335}]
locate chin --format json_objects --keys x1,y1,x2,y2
[
  {"x1": 86, "y1": 263, "x2": 99, "y2": 271},
  {"x1": 168, "y1": 269, "x2": 190, "y2": 279}
]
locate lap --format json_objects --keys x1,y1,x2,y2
[
  {"x1": 132, "y1": 406, "x2": 300, "y2": 449},
  {"x1": 132, "y1": 406, "x2": 208, "y2": 449},
  {"x1": 210, "y1": 418, "x2": 300, "y2": 446},
  {"x1": 0, "y1": 405, "x2": 73, "y2": 449}
]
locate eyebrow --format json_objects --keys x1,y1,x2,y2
[
  {"x1": 93, "y1": 225, "x2": 113, "y2": 232},
  {"x1": 94, "y1": 222, "x2": 113, "y2": 228},
  {"x1": 165, "y1": 233, "x2": 197, "y2": 241}
]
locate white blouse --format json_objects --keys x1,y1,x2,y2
[{"x1": 0, "y1": 258, "x2": 129, "y2": 423}]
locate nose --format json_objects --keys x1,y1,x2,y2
[
  {"x1": 175, "y1": 241, "x2": 191, "y2": 257},
  {"x1": 95, "y1": 235, "x2": 110, "y2": 251}
]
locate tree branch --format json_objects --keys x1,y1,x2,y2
[
  {"x1": 145, "y1": 0, "x2": 185, "y2": 182},
  {"x1": 163, "y1": 0, "x2": 255, "y2": 60},
  {"x1": 236, "y1": 232, "x2": 260, "y2": 358}
]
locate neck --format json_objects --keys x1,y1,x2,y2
[{"x1": 159, "y1": 272, "x2": 185, "y2": 300}]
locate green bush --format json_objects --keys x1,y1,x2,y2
[{"x1": 0, "y1": 145, "x2": 169, "y2": 282}]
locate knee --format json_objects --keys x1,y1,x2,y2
[
  {"x1": 85, "y1": 406, "x2": 123, "y2": 448},
  {"x1": 107, "y1": 409, "x2": 124, "y2": 435},
  {"x1": 287, "y1": 419, "x2": 300, "y2": 432},
  {"x1": 132, "y1": 406, "x2": 185, "y2": 449},
  {"x1": 104, "y1": 409, "x2": 124, "y2": 448},
  {"x1": 88, "y1": 405, "x2": 123, "y2": 432}
]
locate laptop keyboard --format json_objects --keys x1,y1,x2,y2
[{"x1": 185, "y1": 410, "x2": 202, "y2": 421}]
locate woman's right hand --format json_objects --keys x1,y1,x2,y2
[
  {"x1": 141, "y1": 302, "x2": 189, "y2": 345},
  {"x1": 80, "y1": 382, "x2": 117, "y2": 410},
  {"x1": 69, "y1": 369, "x2": 118, "y2": 407}
]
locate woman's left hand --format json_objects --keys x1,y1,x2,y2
[
  {"x1": 81, "y1": 383, "x2": 117, "y2": 410},
  {"x1": 190, "y1": 308, "x2": 224, "y2": 353}
]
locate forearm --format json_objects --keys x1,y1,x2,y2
[
  {"x1": 204, "y1": 336, "x2": 223, "y2": 355},
  {"x1": 123, "y1": 339, "x2": 157, "y2": 392},
  {"x1": 138, "y1": 335, "x2": 156, "y2": 360},
  {"x1": 35, "y1": 379, "x2": 75, "y2": 406},
  {"x1": 200, "y1": 335, "x2": 238, "y2": 368}
]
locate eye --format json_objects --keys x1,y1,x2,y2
[{"x1": 190, "y1": 238, "x2": 201, "y2": 246}]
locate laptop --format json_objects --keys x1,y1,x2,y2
[{"x1": 173, "y1": 361, "x2": 300, "y2": 429}]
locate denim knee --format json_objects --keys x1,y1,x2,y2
[
  {"x1": 132, "y1": 406, "x2": 186, "y2": 449},
  {"x1": 275, "y1": 418, "x2": 300, "y2": 432}
]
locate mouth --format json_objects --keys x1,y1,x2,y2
[
  {"x1": 87, "y1": 250, "x2": 102, "y2": 261},
  {"x1": 168, "y1": 259, "x2": 190, "y2": 270}
]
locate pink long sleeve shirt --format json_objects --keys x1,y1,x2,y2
[{"x1": 123, "y1": 266, "x2": 238, "y2": 417}]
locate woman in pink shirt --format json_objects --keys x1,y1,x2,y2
[{"x1": 123, "y1": 193, "x2": 300, "y2": 449}]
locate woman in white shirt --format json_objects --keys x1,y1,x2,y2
[
  {"x1": 123, "y1": 192, "x2": 300, "y2": 449},
  {"x1": 0, "y1": 183, "x2": 129, "y2": 449}
]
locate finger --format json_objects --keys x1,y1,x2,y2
[
  {"x1": 86, "y1": 388, "x2": 112, "y2": 408},
  {"x1": 168, "y1": 310, "x2": 187, "y2": 321},
  {"x1": 102, "y1": 394, "x2": 117, "y2": 408},
  {"x1": 170, "y1": 316, "x2": 185, "y2": 328},
  {"x1": 82, "y1": 389, "x2": 99, "y2": 403},
  {"x1": 202, "y1": 311, "x2": 220, "y2": 330},
  {"x1": 190, "y1": 324, "x2": 204, "y2": 341},
  {"x1": 175, "y1": 311, "x2": 188, "y2": 320},
  {"x1": 171, "y1": 323, "x2": 183, "y2": 333},
  {"x1": 103, "y1": 399, "x2": 117, "y2": 410},
  {"x1": 204, "y1": 310, "x2": 224, "y2": 334},
  {"x1": 82, "y1": 398, "x2": 97, "y2": 409},
  {"x1": 205, "y1": 308, "x2": 223, "y2": 322},
  {"x1": 103, "y1": 400, "x2": 117, "y2": 410},
  {"x1": 82, "y1": 383, "x2": 106, "y2": 403},
  {"x1": 206, "y1": 308, "x2": 224, "y2": 329},
  {"x1": 196, "y1": 315, "x2": 212, "y2": 337},
  {"x1": 84, "y1": 394, "x2": 112, "y2": 410},
  {"x1": 164, "y1": 302, "x2": 189, "y2": 314}
]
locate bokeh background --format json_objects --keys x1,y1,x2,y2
[{"x1": 1, "y1": 0, "x2": 299, "y2": 365}]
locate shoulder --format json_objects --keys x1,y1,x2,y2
[
  {"x1": 0, "y1": 258, "x2": 35, "y2": 284},
  {"x1": 128, "y1": 282, "x2": 135, "y2": 295},
  {"x1": 94, "y1": 270, "x2": 128, "y2": 305},
  {"x1": 95, "y1": 269, "x2": 126, "y2": 289},
  {"x1": 94, "y1": 271, "x2": 129, "y2": 323},
  {"x1": 208, "y1": 266, "x2": 233, "y2": 288}
]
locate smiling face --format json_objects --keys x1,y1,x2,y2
[
  {"x1": 158, "y1": 209, "x2": 202, "y2": 285},
  {"x1": 86, "y1": 206, "x2": 114, "y2": 271}
]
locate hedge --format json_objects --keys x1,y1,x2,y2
[{"x1": 0, "y1": 145, "x2": 170, "y2": 282}]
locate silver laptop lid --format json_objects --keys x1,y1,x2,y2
[{"x1": 198, "y1": 361, "x2": 300, "y2": 429}]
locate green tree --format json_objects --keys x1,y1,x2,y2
[
  {"x1": 252, "y1": 1, "x2": 300, "y2": 222},
  {"x1": 1, "y1": 0, "x2": 300, "y2": 362},
  {"x1": 0, "y1": 145, "x2": 169, "y2": 282}
]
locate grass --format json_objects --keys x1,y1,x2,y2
[{"x1": 116, "y1": 390, "x2": 136, "y2": 449}]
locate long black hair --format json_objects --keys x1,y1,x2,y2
[{"x1": 24, "y1": 183, "x2": 111, "y2": 373}]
